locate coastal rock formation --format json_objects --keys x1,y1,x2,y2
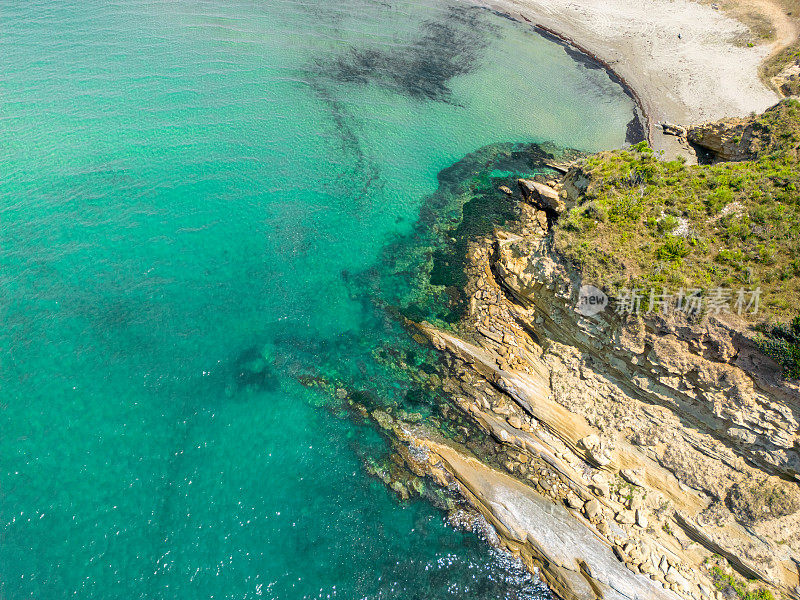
[
  {"x1": 687, "y1": 101, "x2": 798, "y2": 162},
  {"x1": 771, "y1": 60, "x2": 800, "y2": 97},
  {"x1": 377, "y1": 167, "x2": 800, "y2": 599},
  {"x1": 518, "y1": 178, "x2": 565, "y2": 214},
  {"x1": 688, "y1": 117, "x2": 760, "y2": 162},
  {"x1": 388, "y1": 419, "x2": 682, "y2": 600}
]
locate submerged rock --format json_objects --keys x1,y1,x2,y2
[{"x1": 232, "y1": 344, "x2": 279, "y2": 392}]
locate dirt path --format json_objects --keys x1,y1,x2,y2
[{"x1": 742, "y1": 0, "x2": 798, "y2": 52}]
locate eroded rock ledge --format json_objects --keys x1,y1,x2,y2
[
  {"x1": 388, "y1": 418, "x2": 682, "y2": 600},
  {"x1": 365, "y1": 179, "x2": 800, "y2": 600}
]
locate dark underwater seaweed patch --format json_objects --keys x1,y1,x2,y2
[
  {"x1": 302, "y1": 5, "x2": 498, "y2": 214},
  {"x1": 625, "y1": 112, "x2": 646, "y2": 145},
  {"x1": 233, "y1": 345, "x2": 279, "y2": 392},
  {"x1": 322, "y1": 6, "x2": 496, "y2": 104},
  {"x1": 306, "y1": 78, "x2": 384, "y2": 210}
]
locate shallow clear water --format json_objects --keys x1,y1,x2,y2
[{"x1": 0, "y1": 1, "x2": 635, "y2": 598}]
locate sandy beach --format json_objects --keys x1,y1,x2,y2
[{"x1": 464, "y1": 0, "x2": 798, "y2": 156}]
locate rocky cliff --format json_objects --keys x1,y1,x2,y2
[
  {"x1": 688, "y1": 100, "x2": 800, "y2": 163},
  {"x1": 362, "y1": 170, "x2": 800, "y2": 600}
]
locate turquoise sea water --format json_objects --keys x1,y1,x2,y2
[{"x1": 0, "y1": 1, "x2": 636, "y2": 598}]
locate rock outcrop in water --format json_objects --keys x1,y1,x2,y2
[{"x1": 365, "y1": 170, "x2": 800, "y2": 600}]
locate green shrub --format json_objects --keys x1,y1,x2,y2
[
  {"x1": 656, "y1": 237, "x2": 691, "y2": 262},
  {"x1": 553, "y1": 99, "x2": 800, "y2": 329},
  {"x1": 757, "y1": 316, "x2": 800, "y2": 379},
  {"x1": 608, "y1": 193, "x2": 645, "y2": 222},
  {"x1": 657, "y1": 215, "x2": 679, "y2": 234},
  {"x1": 710, "y1": 566, "x2": 774, "y2": 600}
]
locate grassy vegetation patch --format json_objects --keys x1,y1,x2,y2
[
  {"x1": 756, "y1": 316, "x2": 800, "y2": 378},
  {"x1": 554, "y1": 101, "x2": 800, "y2": 329},
  {"x1": 710, "y1": 566, "x2": 774, "y2": 600},
  {"x1": 761, "y1": 41, "x2": 800, "y2": 94}
]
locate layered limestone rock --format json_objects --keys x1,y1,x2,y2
[
  {"x1": 492, "y1": 232, "x2": 800, "y2": 480},
  {"x1": 518, "y1": 178, "x2": 566, "y2": 214},
  {"x1": 390, "y1": 187, "x2": 800, "y2": 599},
  {"x1": 687, "y1": 117, "x2": 758, "y2": 162},
  {"x1": 385, "y1": 418, "x2": 683, "y2": 600},
  {"x1": 687, "y1": 102, "x2": 795, "y2": 162}
]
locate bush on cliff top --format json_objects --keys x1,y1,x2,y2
[
  {"x1": 756, "y1": 316, "x2": 800, "y2": 379},
  {"x1": 554, "y1": 100, "x2": 800, "y2": 323}
]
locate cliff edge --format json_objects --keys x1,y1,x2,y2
[{"x1": 360, "y1": 102, "x2": 800, "y2": 600}]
